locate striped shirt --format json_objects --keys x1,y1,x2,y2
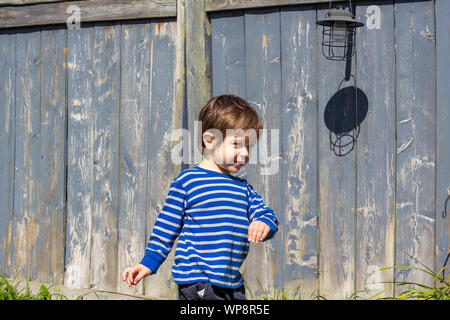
[{"x1": 140, "y1": 165, "x2": 279, "y2": 289}]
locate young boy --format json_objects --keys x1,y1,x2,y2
[{"x1": 122, "y1": 94, "x2": 279, "y2": 300}]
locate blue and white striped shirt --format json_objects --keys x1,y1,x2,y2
[{"x1": 140, "y1": 165, "x2": 279, "y2": 289}]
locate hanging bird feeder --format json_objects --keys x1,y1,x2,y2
[{"x1": 316, "y1": 3, "x2": 364, "y2": 61}]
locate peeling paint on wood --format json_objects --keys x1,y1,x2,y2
[
  {"x1": 90, "y1": 22, "x2": 121, "y2": 292},
  {"x1": 211, "y1": 10, "x2": 246, "y2": 98},
  {"x1": 117, "y1": 20, "x2": 151, "y2": 296},
  {"x1": 0, "y1": 0, "x2": 177, "y2": 29},
  {"x1": 0, "y1": 0, "x2": 79, "y2": 4},
  {"x1": 241, "y1": 7, "x2": 282, "y2": 298},
  {"x1": 435, "y1": 0, "x2": 450, "y2": 277},
  {"x1": 317, "y1": 2, "x2": 355, "y2": 300},
  {"x1": 395, "y1": 0, "x2": 435, "y2": 290},
  {"x1": 11, "y1": 27, "x2": 42, "y2": 281},
  {"x1": 65, "y1": 23, "x2": 94, "y2": 289},
  {"x1": 38, "y1": 25, "x2": 66, "y2": 285},
  {"x1": 355, "y1": 1, "x2": 395, "y2": 299},
  {"x1": 0, "y1": 29, "x2": 15, "y2": 277},
  {"x1": 280, "y1": 4, "x2": 318, "y2": 300},
  {"x1": 143, "y1": 19, "x2": 178, "y2": 299},
  {"x1": 185, "y1": 0, "x2": 212, "y2": 165},
  {"x1": 206, "y1": 0, "x2": 355, "y2": 12}
]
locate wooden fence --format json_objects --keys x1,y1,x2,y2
[{"x1": 0, "y1": 0, "x2": 449, "y2": 299}]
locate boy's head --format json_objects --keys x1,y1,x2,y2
[{"x1": 199, "y1": 94, "x2": 263, "y2": 173}]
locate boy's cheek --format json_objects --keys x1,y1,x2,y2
[{"x1": 221, "y1": 147, "x2": 236, "y2": 164}]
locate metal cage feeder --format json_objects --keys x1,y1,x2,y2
[{"x1": 316, "y1": 5, "x2": 364, "y2": 61}]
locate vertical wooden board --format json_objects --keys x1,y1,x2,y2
[
  {"x1": 117, "y1": 20, "x2": 150, "y2": 295},
  {"x1": 435, "y1": 0, "x2": 450, "y2": 277},
  {"x1": 355, "y1": 1, "x2": 395, "y2": 298},
  {"x1": 11, "y1": 27, "x2": 42, "y2": 281},
  {"x1": 394, "y1": 0, "x2": 435, "y2": 288},
  {"x1": 38, "y1": 25, "x2": 66, "y2": 285},
  {"x1": 282, "y1": 3, "x2": 320, "y2": 299},
  {"x1": 242, "y1": 7, "x2": 282, "y2": 298},
  {"x1": 185, "y1": 0, "x2": 211, "y2": 165},
  {"x1": 174, "y1": 0, "x2": 187, "y2": 173},
  {"x1": 65, "y1": 23, "x2": 94, "y2": 289},
  {"x1": 0, "y1": 30, "x2": 15, "y2": 277},
  {"x1": 143, "y1": 19, "x2": 179, "y2": 299},
  {"x1": 280, "y1": 5, "x2": 318, "y2": 300},
  {"x1": 89, "y1": 22, "x2": 121, "y2": 291},
  {"x1": 210, "y1": 10, "x2": 246, "y2": 97},
  {"x1": 317, "y1": 3, "x2": 356, "y2": 300}
]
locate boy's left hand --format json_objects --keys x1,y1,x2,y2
[{"x1": 248, "y1": 221, "x2": 270, "y2": 243}]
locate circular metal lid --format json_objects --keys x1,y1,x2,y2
[{"x1": 316, "y1": 7, "x2": 365, "y2": 27}]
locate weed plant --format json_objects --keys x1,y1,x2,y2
[
  {"x1": 354, "y1": 252, "x2": 449, "y2": 300},
  {"x1": 0, "y1": 274, "x2": 66, "y2": 300}
]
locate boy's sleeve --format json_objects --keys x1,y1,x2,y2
[
  {"x1": 247, "y1": 183, "x2": 279, "y2": 241},
  {"x1": 140, "y1": 179, "x2": 186, "y2": 274}
]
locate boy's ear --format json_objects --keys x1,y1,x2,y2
[{"x1": 202, "y1": 132, "x2": 215, "y2": 149}]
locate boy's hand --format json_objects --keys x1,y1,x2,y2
[
  {"x1": 122, "y1": 264, "x2": 152, "y2": 287},
  {"x1": 248, "y1": 220, "x2": 270, "y2": 243}
]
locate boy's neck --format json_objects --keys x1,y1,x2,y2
[{"x1": 198, "y1": 158, "x2": 231, "y2": 175}]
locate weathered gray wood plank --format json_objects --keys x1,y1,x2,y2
[
  {"x1": 174, "y1": 0, "x2": 188, "y2": 171},
  {"x1": 317, "y1": 3, "x2": 356, "y2": 300},
  {"x1": 211, "y1": 10, "x2": 246, "y2": 97},
  {"x1": 0, "y1": 29, "x2": 15, "y2": 277},
  {"x1": 241, "y1": 7, "x2": 282, "y2": 298},
  {"x1": 117, "y1": 19, "x2": 151, "y2": 295},
  {"x1": 395, "y1": 0, "x2": 435, "y2": 290},
  {"x1": 185, "y1": 0, "x2": 212, "y2": 166},
  {"x1": 280, "y1": 4, "x2": 318, "y2": 300},
  {"x1": 435, "y1": 0, "x2": 450, "y2": 278},
  {"x1": 65, "y1": 23, "x2": 94, "y2": 289},
  {"x1": 0, "y1": 0, "x2": 79, "y2": 5},
  {"x1": 142, "y1": 19, "x2": 179, "y2": 299},
  {"x1": 37, "y1": 25, "x2": 66, "y2": 285},
  {"x1": 207, "y1": 0, "x2": 326, "y2": 12},
  {"x1": 174, "y1": 0, "x2": 187, "y2": 172},
  {"x1": 355, "y1": 1, "x2": 395, "y2": 299},
  {"x1": 89, "y1": 21, "x2": 121, "y2": 291},
  {"x1": 11, "y1": 27, "x2": 41, "y2": 280},
  {"x1": 205, "y1": 0, "x2": 392, "y2": 12},
  {"x1": 0, "y1": 0, "x2": 177, "y2": 29}
]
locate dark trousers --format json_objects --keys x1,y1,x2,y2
[{"x1": 177, "y1": 282, "x2": 246, "y2": 300}]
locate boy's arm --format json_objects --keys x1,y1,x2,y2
[
  {"x1": 139, "y1": 179, "x2": 186, "y2": 274},
  {"x1": 247, "y1": 183, "x2": 279, "y2": 241}
]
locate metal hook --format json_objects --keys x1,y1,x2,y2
[
  {"x1": 443, "y1": 194, "x2": 450, "y2": 219},
  {"x1": 348, "y1": 0, "x2": 354, "y2": 16}
]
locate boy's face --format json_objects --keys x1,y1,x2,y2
[{"x1": 203, "y1": 130, "x2": 256, "y2": 174}]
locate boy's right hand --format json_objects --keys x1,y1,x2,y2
[{"x1": 122, "y1": 264, "x2": 152, "y2": 287}]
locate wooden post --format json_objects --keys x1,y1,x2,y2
[
  {"x1": 174, "y1": 0, "x2": 187, "y2": 172},
  {"x1": 185, "y1": 0, "x2": 211, "y2": 166},
  {"x1": 435, "y1": 0, "x2": 450, "y2": 279}
]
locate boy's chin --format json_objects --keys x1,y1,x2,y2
[
  {"x1": 219, "y1": 163, "x2": 243, "y2": 174},
  {"x1": 228, "y1": 163, "x2": 244, "y2": 172}
]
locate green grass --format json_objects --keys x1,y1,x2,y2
[
  {"x1": 354, "y1": 252, "x2": 450, "y2": 300},
  {"x1": 0, "y1": 274, "x2": 72, "y2": 300},
  {"x1": 245, "y1": 278, "x2": 301, "y2": 300}
]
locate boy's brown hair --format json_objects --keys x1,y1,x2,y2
[{"x1": 199, "y1": 94, "x2": 263, "y2": 152}]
